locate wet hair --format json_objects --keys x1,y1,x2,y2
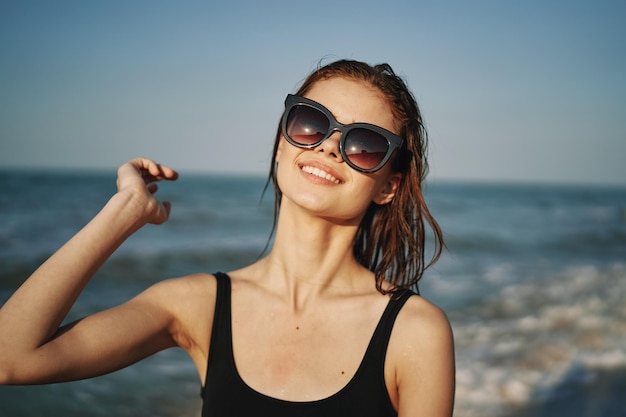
[{"x1": 265, "y1": 59, "x2": 444, "y2": 294}]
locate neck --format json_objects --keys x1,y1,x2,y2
[{"x1": 255, "y1": 198, "x2": 373, "y2": 309}]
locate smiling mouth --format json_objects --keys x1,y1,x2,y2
[{"x1": 301, "y1": 165, "x2": 341, "y2": 184}]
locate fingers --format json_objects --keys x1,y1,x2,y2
[
  {"x1": 132, "y1": 157, "x2": 179, "y2": 182},
  {"x1": 117, "y1": 158, "x2": 179, "y2": 189},
  {"x1": 146, "y1": 183, "x2": 159, "y2": 194}
]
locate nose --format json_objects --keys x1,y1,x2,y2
[{"x1": 314, "y1": 130, "x2": 343, "y2": 163}]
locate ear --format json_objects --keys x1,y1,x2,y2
[{"x1": 373, "y1": 172, "x2": 402, "y2": 205}]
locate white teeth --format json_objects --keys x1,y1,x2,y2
[{"x1": 301, "y1": 165, "x2": 340, "y2": 184}]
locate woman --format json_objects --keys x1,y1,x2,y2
[{"x1": 0, "y1": 59, "x2": 455, "y2": 416}]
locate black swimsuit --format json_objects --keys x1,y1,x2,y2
[{"x1": 201, "y1": 272, "x2": 414, "y2": 417}]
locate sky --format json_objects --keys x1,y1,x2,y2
[{"x1": 1, "y1": 0, "x2": 625, "y2": 185}]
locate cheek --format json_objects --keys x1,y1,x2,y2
[{"x1": 275, "y1": 147, "x2": 293, "y2": 191}]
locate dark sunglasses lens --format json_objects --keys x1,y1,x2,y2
[
  {"x1": 344, "y1": 129, "x2": 389, "y2": 170},
  {"x1": 286, "y1": 105, "x2": 329, "y2": 145}
]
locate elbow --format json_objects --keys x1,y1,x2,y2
[
  {"x1": 0, "y1": 355, "x2": 41, "y2": 385},
  {"x1": 0, "y1": 362, "x2": 16, "y2": 385}
]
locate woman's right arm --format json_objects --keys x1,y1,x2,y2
[{"x1": 0, "y1": 158, "x2": 179, "y2": 384}]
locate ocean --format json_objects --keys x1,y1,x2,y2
[{"x1": 0, "y1": 169, "x2": 625, "y2": 417}]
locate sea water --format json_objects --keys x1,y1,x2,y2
[{"x1": 0, "y1": 170, "x2": 625, "y2": 417}]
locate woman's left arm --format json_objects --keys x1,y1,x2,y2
[{"x1": 392, "y1": 297, "x2": 455, "y2": 417}]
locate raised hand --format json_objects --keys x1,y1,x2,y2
[{"x1": 116, "y1": 157, "x2": 179, "y2": 225}]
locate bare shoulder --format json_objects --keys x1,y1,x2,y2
[
  {"x1": 393, "y1": 294, "x2": 453, "y2": 344},
  {"x1": 137, "y1": 272, "x2": 217, "y2": 309},
  {"x1": 134, "y1": 273, "x2": 217, "y2": 349},
  {"x1": 387, "y1": 294, "x2": 455, "y2": 416},
  {"x1": 388, "y1": 294, "x2": 454, "y2": 370}
]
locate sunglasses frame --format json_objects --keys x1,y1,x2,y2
[{"x1": 281, "y1": 94, "x2": 404, "y2": 173}]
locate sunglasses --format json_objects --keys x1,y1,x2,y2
[{"x1": 281, "y1": 94, "x2": 404, "y2": 173}]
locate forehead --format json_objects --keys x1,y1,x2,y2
[{"x1": 303, "y1": 77, "x2": 398, "y2": 134}]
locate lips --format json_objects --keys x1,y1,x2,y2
[{"x1": 301, "y1": 165, "x2": 340, "y2": 184}]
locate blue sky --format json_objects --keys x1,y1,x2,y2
[{"x1": 1, "y1": 0, "x2": 624, "y2": 185}]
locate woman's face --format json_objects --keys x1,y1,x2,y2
[{"x1": 275, "y1": 77, "x2": 402, "y2": 224}]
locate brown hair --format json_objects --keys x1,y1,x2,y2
[{"x1": 265, "y1": 59, "x2": 444, "y2": 294}]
